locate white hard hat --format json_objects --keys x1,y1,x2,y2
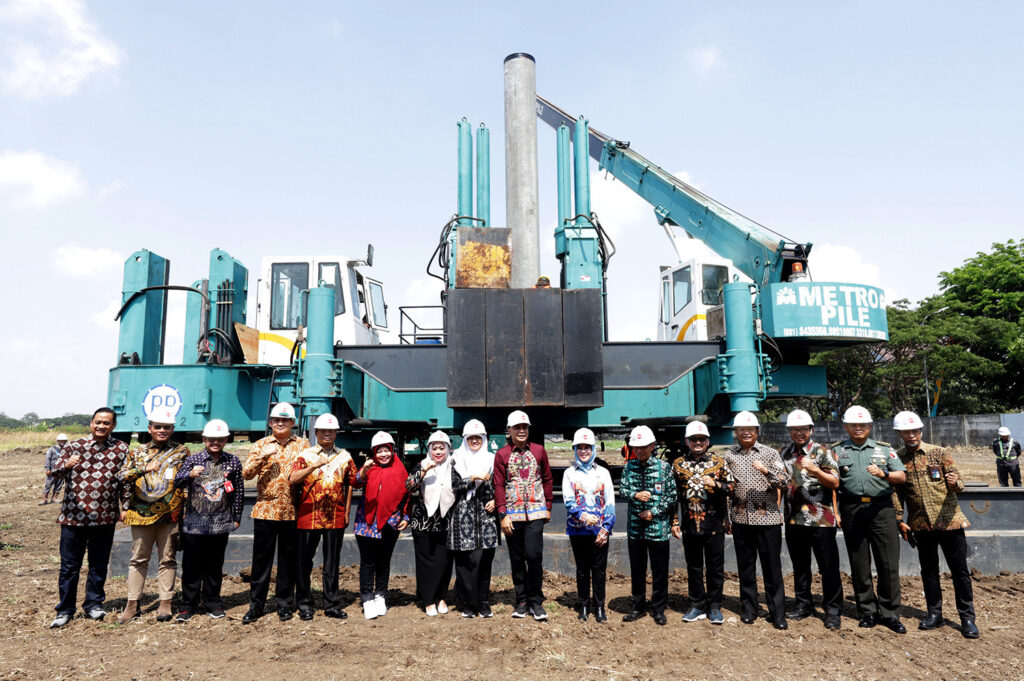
[
  {"x1": 786, "y1": 410, "x2": 814, "y2": 428},
  {"x1": 202, "y1": 419, "x2": 231, "y2": 438},
  {"x1": 507, "y1": 410, "x2": 531, "y2": 428},
  {"x1": 732, "y1": 411, "x2": 759, "y2": 428},
  {"x1": 56, "y1": 433, "x2": 69, "y2": 441},
  {"x1": 843, "y1": 405, "x2": 873, "y2": 424},
  {"x1": 270, "y1": 402, "x2": 296, "y2": 420},
  {"x1": 893, "y1": 411, "x2": 924, "y2": 431},
  {"x1": 427, "y1": 431, "x2": 451, "y2": 447},
  {"x1": 998, "y1": 426, "x2": 1011, "y2": 437},
  {"x1": 628, "y1": 425, "x2": 656, "y2": 447},
  {"x1": 685, "y1": 421, "x2": 710, "y2": 438},
  {"x1": 371, "y1": 431, "x2": 395, "y2": 450},
  {"x1": 462, "y1": 419, "x2": 487, "y2": 437},
  {"x1": 148, "y1": 407, "x2": 177, "y2": 426},
  {"x1": 314, "y1": 413, "x2": 340, "y2": 430},
  {"x1": 572, "y1": 428, "x2": 596, "y2": 447}
]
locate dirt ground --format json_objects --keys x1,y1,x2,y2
[{"x1": 1, "y1": 446, "x2": 1022, "y2": 681}]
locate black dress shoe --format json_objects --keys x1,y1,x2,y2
[
  {"x1": 652, "y1": 612, "x2": 668, "y2": 626},
  {"x1": 242, "y1": 608, "x2": 263, "y2": 625},
  {"x1": 786, "y1": 608, "x2": 813, "y2": 621},
  {"x1": 299, "y1": 608, "x2": 313, "y2": 621},
  {"x1": 278, "y1": 609, "x2": 294, "y2": 622},
  {"x1": 740, "y1": 614, "x2": 757, "y2": 625},
  {"x1": 858, "y1": 614, "x2": 877, "y2": 628},
  {"x1": 324, "y1": 609, "x2": 347, "y2": 619},
  {"x1": 577, "y1": 604, "x2": 590, "y2": 622},
  {"x1": 918, "y1": 613, "x2": 943, "y2": 630},
  {"x1": 622, "y1": 610, "x2": 646, "y2": 622},
  {"x1": 772, "y1": 619, "x2": 789, "y2": 630},
  {"x1": 824, "y1": 616, "x2": 841, "y2": 630},
  {"x1": 879, "y1": 617, "x2": 906, "y2": 634},
  {"x1": 961, "y1": 618, "x2": 979, "y2": 639},
  {"x1": 594, "y1": 605, "x2": 607, "y2": 623}
]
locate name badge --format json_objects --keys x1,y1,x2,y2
[
  {"x1": 654, "y1": 483, "x2": 663, "y2": 494},
  {"x1": 223, "y1": 479, "x2": 234, "y2": 493},
  {"x1": 163, "y1": 468, "x2": 175, "y2": 481}
]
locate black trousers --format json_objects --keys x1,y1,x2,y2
[
  {"x1": 180, "y1": 532, "x2": 229, "y2": 611},
  {"x1": 55, "y1": 524, "x2": 115, "y2": 615},
  {"x1": 785, "y1": 524, "x2": 843, "y2": 616},
  {"x1": 356, "y1": 525, "x2": 399, "y2": 601},
  {"x1": 997, "y1": 461, "x2": 1021, "y2": 487},
  {"x1": 249, "y1": 519, "x2": 298, "y2": 613},
  {"x1": 839, "y1": 497, "x2": 901, "y2": 619},
  {"x1": 733, "y1": 523, "x2": 786, "y2": 621},
  {"x1": 507, "y1": 518, "x2": 545, "y2": 607},
  {"x1": 682, "y1": 532, "x2": 725, "y2": 610},
  {"x1": 412, "y1": 530, "x2": 453, "y2": 606},
  {"x1": 296, "y1": 528, "x2": 345, "y2": 612},
  {"x1": 569, "y1": 535, "x2": 609, "y2": 606},
  {"x1": 627, "y1": 537, "x2": 669, "y2": 614},
  {"x1": 916, "y1": 528, "x2": 975, "y2": 620},
  {"x1": 454, "y1": 547, "x2": 495, "y2": 611}
]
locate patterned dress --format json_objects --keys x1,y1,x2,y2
[{"x1": 447, "y1": 466, "x2": 499, "y2": 551}]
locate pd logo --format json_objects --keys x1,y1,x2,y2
[{"x1": 143, "y1": 384, "x2": 183, "y2": 419}]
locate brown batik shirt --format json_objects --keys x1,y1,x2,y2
[
  {"x1": 893, "y1": 442, "x2": 970, "y2": 532},
  {"x1": 243, "y1": 434, "x2": 309, "y2": 521},
  {"x1": 55, "y1": 436, "x2": 129, "y2": 526}
]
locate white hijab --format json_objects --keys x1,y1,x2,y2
[
  {"x1": 452, "y1": 438, "x2": 494, "y2": 499},
  {"x1": 421, "y1": 446, "x2": 455, "y2": 517}
]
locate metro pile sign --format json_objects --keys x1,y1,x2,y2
[{"x1": 761, "y1": 282, "x2": 889, "y2": 342}]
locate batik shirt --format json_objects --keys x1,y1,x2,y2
[
  {"x1": 493, "y1": 442, "x2": 554, "y2": 522},
  {"x1": 174, "y1": 449, "x2": 244, "y2": 535},
  {"x1": 242, "y1": 434, "x2": 309, "y2": 521},
  {"x1": 672, "y1": 453, "x2": 734, "y2": 535},
  {"x1": 620, "y1": 456, "x2": 678, "y2": 541},
  {"x1": 562, "y1": 464, "x2": 616, "y2": 536},
  {"x1": 726, "y1": 442, "x2": 789, "y2": 526},
  {"x1": 118, "y1": 441, "x2": 190, "y2": 525},
  {"x1": 293, "y1": 446, "x2": 358, "y2": 530},
  {"x1": 447, "y1": 466, "x2": 499, "y2": 551},
  {"x1": 893, "y1": 442, "x2": 970, "y2": 532},
  {"x1": 55, "y1": 436, "x2": 128, "y2": 526},
  {"x1": 780, "y1": 440, "x2": 839, "y2": 528}
]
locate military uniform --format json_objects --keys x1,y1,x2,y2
[{"x1": 832, "y1": 437, "x2": 905, "y2": 621}]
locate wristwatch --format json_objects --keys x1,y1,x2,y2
[{"x1": 882, "y1": 469, "x2": 890, "y2": 480}]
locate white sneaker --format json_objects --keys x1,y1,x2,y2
[
  {"x1": 49, "y1": 613, "x2": 71, "y2": 628},
  {"x1": 374, "y1": 594, "x2": 387, "y2": 617},
  {"x1": 363, "y1": 600, "x2": 378, "y2": 620},
  {"x1": 83, "y1": 606, "x2": 106, "y2": 621},
  {"x1": 437, "y1": 601, "x2": 449, "y2": 615}
]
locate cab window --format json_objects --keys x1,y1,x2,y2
[
  {"x1": 270, "y1": 262, "x2": 308, "y2": 329},
  {"x1": 318, "y1": 262, "x2": 346, "y2": 315},
  {"x1": 367, "y1": 280, "x2": 388, "y2": 329},
  {"x1": 673, "y1": 267, "x2": 692, "y2": 314},
  {"x1": 701, "y1": 265, "x2": 728, "y2": 306}
]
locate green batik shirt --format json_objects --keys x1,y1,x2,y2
[{"x1": 620, "y1": 456, "x2": 678, "y2": 541}]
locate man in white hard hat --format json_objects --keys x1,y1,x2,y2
[
  {"x1": 42, "y1": 433, "x2": 69, "y2": 504},
  {"x1": 779, "y1": 409, "x2": 843, "y2": 630},
  {"x1": 671, "y1": 420, "x2": 733, "y2": 625},
  {"x1": 891, "y1": 411, "x2": 978, "y2": 638},
  {"x1": 832, "y1": 405, "x2": 906, "y2": 633},
  {"x1": 289, "y1": 413, "x2": 357, "y2": 620},
  {"x1": 724, "y1": 411, "x2": 790, "y2": 630},
  {"x1": 241, "y1": 402, "x2": 310, "y2": 623},
  {"x1": 49, "y1": 408, "x2": 128, "y2": 629},
  {"x1": 116, "y1": 406, "x2": 190, "y2": 624},
  {"x1": 492, "y1": 410, "x2": 554, "y2": 620},
  {"x1": 992, "y1": 426, "x2": 1021, "y2": 487},
  {"x1": 173, "y1": 419, "x2": 243, "y2": 621},
  {"x1": 620, "y1": 425, "x2": 677, "y2": 625}
]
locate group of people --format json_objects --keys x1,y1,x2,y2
[{"x1": 46, "y1": 403, "x2": 981, "y2": 639}]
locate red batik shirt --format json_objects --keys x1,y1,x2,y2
[{"x1": 293, "y1": 446, "x2": 358, "y2": 530}]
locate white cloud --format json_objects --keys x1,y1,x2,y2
[
  {"x1": 0, "y1": 0, "x2": 121, "y2": 99},
  {"x1": 51, "y1": 241, "x2": 124, "y2": 279},
  {"x1": 96, "y1": 178, "x2": 125, "y2": 200},
  {"x1": 808, "y1": 243, "x2": 895, "y2": 301},
  {"x1": 687, "y1": 47, "x2": 722, "y2": 77},
  {"x1": 89, "y1": 297, "x2": 120, "y2": 331},
  {"x1": 0, "y1": 149, "x2": 85, "y2": 207}
]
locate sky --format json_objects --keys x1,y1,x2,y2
[{"x1": 1, "y1": 1, "x2": 1022, "y2": 417}]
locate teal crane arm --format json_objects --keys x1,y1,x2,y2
[{"x1": 536, "y1": 95, "x2": 812, "y2": 288}]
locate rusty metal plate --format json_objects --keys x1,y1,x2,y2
[{"x1": 455, "y1": 227, "x2": 511, "y2": 289}]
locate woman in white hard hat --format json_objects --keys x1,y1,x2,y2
[
  {"x1": 405, "y1": 431, "x2": 456, "y2": 616},
  {"x1": 448, "y1": 419, "x2": 499, "y2": 618},
  {"x1": 562, "y1": 428, "x2": 615, "y2": 623},
  {"x1": 352, "y1": 431, "x2": 409, "y2": 619},
  {"x1": 172, "y1": 419, "x2": 243, "y2": 621}
]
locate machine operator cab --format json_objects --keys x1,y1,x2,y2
[
  {"x1": 657, "y1": 255, "x2": 748, "y2": 342},
  {"x1": 254, "y1": 251, "x2": 388, "y2": 365}
]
